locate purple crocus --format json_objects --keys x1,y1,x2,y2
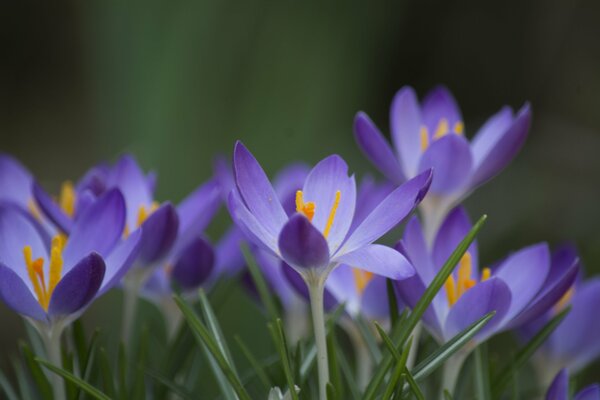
[
  {"x1": 34, "y1": 154, "x2": 179, "y2": 267},
  {"x1": 0, "y1": 188, "x2": 141, "y2": 325},
  {"x1": 395, "y1": 207, "x2": 579, "y2": 345},
  {"x1": 354, "y1": 86, "x2": 531, "y2": 239},
  {"x1": 546, "y1": 369, "x2": 599, "y2": 400}
]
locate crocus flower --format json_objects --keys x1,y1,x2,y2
[
  {"x1": 0, "y1": 188, "x2": 141, "y2": 326},
  {"x1": 546, "y1": 369, "x2": 599, "y2": 400},
  {"x1": 354, "y1": 85, "x2": 531, "y2": 238},
  {"x1": 395, "y1": 207, "x2": 579, "y2": 345},
  {"x1": 34, "y1": 155, "x2": 179, "y2": 268},
  {"x1": 522, "y1": 260, "x2": 600, "y2": 375},
  {"x1": 228, "y1": 141, "x2": 430, "y2": 286}
]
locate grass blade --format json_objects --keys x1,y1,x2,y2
[
  {"x1": 36, "y1": 358, "x2": 111, "y2": 400},
  {"x1": 269, "y1": 319, "x2": 299, "y2": 400},
  {"x1": 242, "y1": 245, "x2": 280, "y2": 321},
  {"x1": 0, "y1": 370, "x2": 19, "y2": 400},
  {"x1": 234, "y1": 335, "x2": 272, "y2": 390},
  {"x1": 19, "y1": 341, "x2": 52, "y2": 400},
  {"x1": 381, "y1": 337, "x2": 412, "y2": 400},
  {"x1": 404, "y1": 368, "x2": 425, "y2": 400},
  {"x1": 386, "y1": 278, "x2": 399, "y2": 328},
  {"x1": 474, "y1": 343, "x2": 491, "y2": 400}
]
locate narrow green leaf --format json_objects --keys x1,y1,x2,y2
[
  {"x1": 77, "y1": 330, "x2": 100, "y2": 400},
  {"x1": 235, "y1": 335, "x2": 272, "y2": 390},
  {"x1": 72, "y1": 319, "x2": 88, "y2": 368},
  {"x1": 36, "y1": 358, "x2": 111, "y2": 400},
  {"x1": 355, "y1": 317, "x2": 382, "y2": 363},
  {"x1": 474, "y1": 343, "x2": 491, "y2": 400},
  {"x1": 386, "y1": 278, "x2": 399, "y2": 327},
  {"x1": 443, "y1": 389, "x2": 454, "y2": 400},
  {"x1": 269, "y1": 319, "x2": 299, "y2": 400},
  {"x1": 242, "y1": 245, "x2": 279, "y2": 321},
  {"x1": 381, "y1": 337, "x2": 412, "y2": 400},
  {"x1": 326, "y1": 382, "x2": 337, "y2": 400},
  {"x1": 117, "y1": 343, "x2": 128, "y2": 400},
  {"x1": 374, "y1": 322, "x2": 401, "y2": 360},
  {"x1": 12, "y1": 358, "x2": 34, "y2": 400},
  {"x1": 491, "y1": 307, "x2": 570, "y2": 397},
  {"x1": 98, "y1": 347, "x2": 116, "y2": 399},
  {"x1": 19, "y1": 341, "x2": 52, "y2": 400},
  {"x1": 131, "y1": 326, "x2": 149, "y2": 400},
  {"x1": 364, "y1": 214, "x2": 487, "y2": 399},
  {"x1": 145, "y1": 368, "x2": 195, "y2": 400},
  {"x1": 404, "y1": 368, "x2": 425, "y2": 400},
  {"x1": 62, "y1": 351, "x2": 77, "y2": 400},
  {"x1": 337, "y1": 350, "x2": 361, "y2": 400},
  {"x1": 174, "y1": 294, "x2": 252, "y2": 400},
  {"x1": 411, "y1": 311, "x2": 495, "y2": 382},
  {"x1": 0, "y1": 369, "x2": 19, "y2": 400},
  {"x1": 327, "y1": 329, "x2": 342, "y2": 400}
]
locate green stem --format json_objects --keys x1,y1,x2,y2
[
  {"x1": 440, "y1": 351, "x2": 469, "y2": 400},
  {"x1": 121, "y1": 271, "x2": 144, "y2": 343},
  {"x1": 308, "y1": 280, "x2": 329, "y2": 400},
  {"x1": 41, "y1": 322, "x2": 66, "y2": 400},
  {"x1": 406, "y1": 322, "x2": 422, "y2": 370}
]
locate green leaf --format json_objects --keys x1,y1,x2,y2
[
  {"x1": 98, "y1": 347, "x2": 116, "y2": 398},
  {"x1": 491, "y1": 307, "x2": 570, "y2": 398},
  {"x1": 235, "y1": 335, "x2": 272, "y2": 390},
  {"x1": 355, "y1": 317, "x2": 382, "y2": 363},
  {"x1": 131, "y1": 326, "x2": 149, "y2": 400},
  {"x1": 336, "y1": 349, "x2": 361, "y2": 400},
  {"x1": 443, "y1": 389, "x2": 454, "y2": 400},
  {"x1": 268, "y1": 319, "x2": 299, "y2": 400},
  {"x1": 36, "y1": 358, "x2": 111, "y2": 400},
  {"x1": 381, "y1": 337, "x2": 412, "y2": 400},
  {"x1": 327, "y1": 328, "x2": 342, "y2": 400},
  {"x1": 242, "y1": 244, "x2": 280, "y2": 321},
  {"x1": 174, "y1": 294, "x2": 252, "y2": 400},
  {"x1": 19, "y1": 341, "x2": 52, "y2": 400},
  {"x1": 12, "y1": 358, "x2": 34, "y2": 400},
  {"x1": 473, "y1": 343, "x2": 491, "y2": 400},
  {"x1": 404, "y1": 368, "x2": 425, "y2": 400},
  {"x1": 386, "y1": 278, "x2": 399, "y2": 327},
  {"x1": 0, "y1": 369, "x2": 19, "y2": 400},
  {"x1": 117, "y1": 343, "x2": 128, "y2": 400},
  {"x1": 364, "y1": 214, "x2": 488, "y2": 399},
  {"x1": 72, "y1": 319, "x2": 88, "y2": 369},
  {"x1": 411, "y1": 311, "x2": 495, "y2": 382},
  {"x1": 326, "y1": 382, "x2": 337, "y2": 400},
  {"x1": 145, "y1": 368, "x2": 195, "y2": 400}
]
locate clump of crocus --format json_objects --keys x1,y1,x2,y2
[
  {"x1": 546, "y1": 369, "x2": 599, "y2": 400},
  {"x1": 394, "y1": 207, "x2": 578, "y2": 394},
  {"x1": 227, "y1": 141, "x2": 431, "y2": 399},
  {"x1": 354, "y1": 86, "x2": 531, "y2": 241}
]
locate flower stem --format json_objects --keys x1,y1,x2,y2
[
  {"x1": 41, "y1": 323, "x2": 66, "y2": 400},
  {"x1": 406, "y1": 322, "x2": 422, "y2": 370},
  {"x1": 440, "y1": 351, "x2": 468, "y2": 400},
  {"x1": 308, "y1": 281, "x2": 329, "y2": 400},
  {"x1": 121, "y1": 272, "x2": 143, "y2": 343}
]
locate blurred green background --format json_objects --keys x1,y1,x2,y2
[{"x1": 2, "y1": 0, "x2": 600, "y2": 385}]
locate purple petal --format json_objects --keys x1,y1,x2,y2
[
  {"x1": 227, "y1": 191, "x2": 279, "y2": 254},
  {"x1": 507, "y1": 246, "x2": 579, "y2": 328},
  {"x1": 421, "y1": 86, "x2": 463, "y2": 135},
  {"x1": 253, "y1": 248, "x2": 297, "y2": 308},
  {"x1": 354, "y1": 112, "x2": 404, "y2": 184},
  {"x1": 0, "y1": 154, "x2": 33, "y2": 206},
  {"x1": 62, "y1": 189, "x2": 126, "y2": 270},
  {"x1": 177, "y1": 179, "x2": 221, "y2": 238},
  {"x1": 138, "y1": 203, "x2": 179, "y2": 264},
  {"x1": 76, "y1": 165, "x2": 108, "y2": 196},
  {"x1": 32, "y1": 182, "x2": 73, "y2": 233},
  {"x1": 335, "y1": 244, "x2": 414, "y2": 280},
  {"x1": 214, "y1": 227, "x2": 246, "y2": 276},
  {"x1": 326, "y1": 265, "x2": 359, "y2": 314},
  {"x1": 418, "y1": 134, "x2": 473, "y2": 194},
  {"x1": 493, "y1": 243, "x2": 550, "y2": 326},
  {"x1": 278, "y1": 214, "x2": 330, "y2": 270},
  {"x1": 574, "y1": 385, "x2": 600, "y2": 400},
  {"x1": 400, "y1": 217, "x2": 437, "y2": 284},
  {"x1": 470, "y1": 104, "x2": 531, "y2": 187},
  {"x1": 272, "y1": 163, "x2": 311, "y2": 215},
  {"x1": 341, "y1": 169, "x2": 432, "y2": 254},
  {"x1": 350, "y1": 176, "x2": 394, "y2": 233},
  {"x1": 98, "y1": 229, "x2": 142, "y2": 296},
  {"x1": 432, "y1": 207, "x2": 478, "y2": 275},
  {"x1": 390, "y1": 86, "x2": 422, "y2": 176},
  {"x1": 546, "y1": 369, "x2": 568, "y2": 400},
  {"x1": 444, "y1": 277, "x2": 511, "y2": 342},
  {"x1": 301, "y1": 155, "x2": 356, "y2": 254},
  {"x1": 48, "y1": 252, "x2": 105, "y2": 316},
  {"x1": 361, "y1": 276, "x2": 393, "y2": 319},
  {"x1": 0, "y1": 262, "x2": 47, "y2": 321},
  {"x1": 233, "y1": 142, "x2": 287, "y2": 237},
  {"x1": 171, "y1": 237, "x2": 215, "y2": 291},
  {"x1": 0, "y1": 206, "x2": 48, "y2": 293}
]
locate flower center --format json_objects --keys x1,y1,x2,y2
[
  {"x1": 420, "y1": 118, "x2": 464, "y2": 151},
  {"x1": 59, "y1": 181, "x2": 76, "y2": 217},
  {"x1": 352, "y1": 268, "x2": 374, "y2": 295},
  {"x1": 124, "y1": 202, "x2": 159, "y2": 237},
  {"x1": 23, "y1": 235, "x2": 66, "y2": 311},
  {"x1": 444, "y1": 252, "x2": 490, "y2": 307},
  {"x1": 295, "y1": 190, "x2": 341, "y2": 238}
]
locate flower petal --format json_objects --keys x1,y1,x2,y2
[
  {"x1": 62, "y1": 189, "x2": 126, "y2": 270},
  {"x1": 138, "y1": 202, "x2": 179, "y2": 264},
  {"x1": 32, "y1": 182, "x2": 73, "y2": 233},
  {"x1": 400, "y1": 216, "x2": 437, "y2": 284},
  {"x1": 48, "y1": 252, "x2": 105, "y2": 316},
  {"x1": 418, "y1": 134, "x2": 473, "y2": 194},
  {"x1": 341, "y1": 169, "x2": 432, "y2": 254},
  {"x1": 470, "y1": 103, "x2": 531, "y2": 187},
  {"x1": 390, "y1": 86, "x2": 422, "y2": 176},
  {"x1": 233, "y1": 141, "x2": 287, "y2": 237},
  {"x1": 574, "y1": 385, "x2": 600, "y2": 400},
  {"x1": 361, "y1": 276, "x2": 393, "y2": 319},
  {"x1": 171, "y1": 237, "x2": 215, "y2": 291},
  {"x1": 278, "y1": 214, "x2": 330, "y2": 270},
  {"x1": 421, "y1": 86, "x2": 463, "y2": 134},
  {"x1": 0, "y1": 262, "x2": 46, "y2": 321},
  {"x1": 326, "y1": 264, "x2": 360, "y2": 316},
  {"x1": 302, "y1": 155, "x2": 356, "y2": 254},
  {"x1": 0, "y1": 154, "x2": 32, "y2": 206},
  {"x1": 546, "y1": 369, "x2": 568, "y2": 400},
  {"x1": 444, "y1": 277, "x2": 511, "y2": 342},
  {"x1": 214, "y1": 227, "x2": 246, "y2": 276},
  {"x1": 334, "y1": 244, "x2": 414, "y2": 280},
  {"x1": 98, "y1": 229, "x2": 142, "y2": 296},
  {"x1": 493, "y1": 243, "x2": 550, "y2": 326},
  {"x1": 272, "y1": 163, "x2": 311, "y2": 215},
  {"x1": 177, "y1": 179, "x2": 221, "y2": 238},
  {"x1": 354, "y1": 112, "x2": 404, "y2": 184},
  {"x1": 432, "y1": 207, "x2": 478, "y2": 275},
  {"x1": 227, "y1": 191, "x2": 279, "y2": 254}
]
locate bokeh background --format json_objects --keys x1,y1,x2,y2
[{"x1": 2, "y1": 0, "x2": 600, "y2": 387}]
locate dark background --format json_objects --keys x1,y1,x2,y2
[{"x1": 1, "y1": 0, "x2": 599, "y2": 381}]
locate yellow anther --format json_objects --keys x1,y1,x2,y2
[
  {"x1": 481, "y1": 267, "x2": 491, "y2": 281},
  {"x1": 27, "y1": 199, "x2": 42, "y2": 221},
  {"x1": 48, "y1": 235, "x2": 64, "y2": 294},
  {"x1": 445, "y1": 274, "x2": 457, "y2": 306},
  {"x1": 295, "y1": 191, "x2": 316, "y2": 221},
  {"x1": 457, "y1": 253, "x2": 473, "y2": 295},
  {"x1": 453, "y1": 121, "x2": 464, "y2": 135},
  {"x1": 420, "y1": 126, "x2": 429, "y2": 151},
  {"x1": 554, "y1": 287, "x2": 574, "y2": 314},
  {"x1": 23, "y1": 235, "x2": 66, "y2": 311},
  {"x1": 323, "y1": 191, "x2": 341, "y2": 239},
  {"x1": 136, "y1": 202, "x2": 160, "y2": 228},
  {"x1": 59, "y1": 181, "x2": 76, "y2": 217},
  {"x1": 352, "y1": 268, "x2": 374, "y2": 295},
  {"x1": 433, "y1": 118, "x2": 449, "y2": 139}
]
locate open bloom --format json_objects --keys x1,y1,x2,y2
[
  {"x1": 546, "y1": 369, "x2": 599, "y2": 400},
  {"x1": 34, "y1": 155, "x2": 179, "y2": 267},
  {"x1": 354, "y1": 86, "x2": 531, "y2": 235},
  {"x1": 522, "y1": 261, "x2": 600, "y2": 374},
  {"x1": 0, "y1": 189, "x2": 141, "y2": 324},
  {"x1": 227, "y1": 141, "x2": 431, "y2": 286},
  {"x1": 395, "y1": 207, "x2": 579, "y2": 344}
]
